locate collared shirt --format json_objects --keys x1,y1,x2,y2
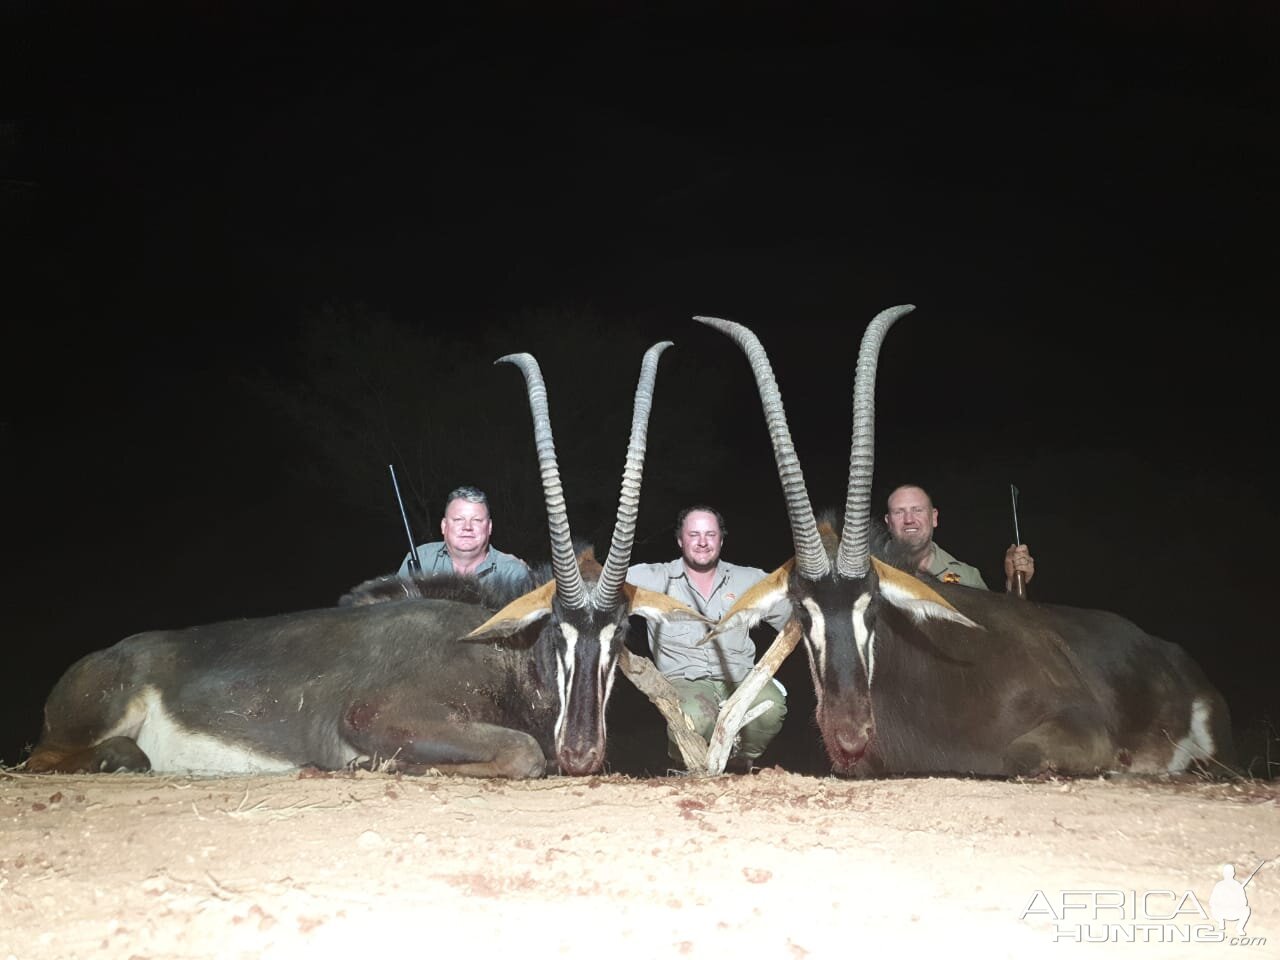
[
  {"x1": 926, "y1": 542, "x2": 989, "y2": 590},
  {"x1": 398, "y1": 542, "x2": 535, "y2": 597},
  {"x1": 626, "y1": 558, "x2": 792, "y2": 682}
]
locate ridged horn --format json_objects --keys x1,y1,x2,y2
[
  {"x1": 594, "y1": 341, "x2": 673, "y2": 610},
  {"x1": 497, "y1": 353, "x2": 588, "y2": 609},
  {"x1": 693, "y1": 316, "x2": 830, "y2": 580},
  {"x1": 834, "y1": 304, "x2": 915, "y2": 579}
]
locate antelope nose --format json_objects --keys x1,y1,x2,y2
[
  {"x1": 559, "y1": 744, "x2": 603, "y2": 776},
  {"x1": 834, "y1": 724, "x2": 872, "y2": 762}
]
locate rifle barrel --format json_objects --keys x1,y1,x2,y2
[
  {"x1": 389, "y1": 464, "x2": 422, "y2": 574},
  {"x1": 1010, "y1": 483, "x2": 1022, "y2": 546}
]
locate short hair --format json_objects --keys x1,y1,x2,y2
[
  {"x1": 443, "y1": 485, "x2": 490, "y2": 517},
  {"x1": 885, "y1": 483, "x2": 933, "y2": 512},
  {"x1": 675, "y1": 504, "x2": 727, "y2": 538}
]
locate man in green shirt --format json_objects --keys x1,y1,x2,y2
[
  {"x1": 398, "y1": 485, "x2": 535, "y2": 599},
  {"x1": 884, "y1": 484, "x2": 1034, "y2": 591}
]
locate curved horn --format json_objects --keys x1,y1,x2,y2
[
  {"x1": 497, "y1": 353, "x2": 588, "y2": 609},
  {"x1": 693, "y1": 316, "x2": 830, "y2": 580},
  {"x1": 594, "y1": 341, "x2": 673, "y2": 610},
  {"x1": 834, "y1": 304, "x2": 915, "y2": 579}
]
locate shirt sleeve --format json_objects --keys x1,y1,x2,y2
[
  {"x1": 625, "y1": 563, "x2": 666, "y2": 591},
  {"x1": 512, "y1": 562, "x2": 536, "y2": 594},
  {"x1": 962, "y1": 565, "x2": 990, "y2": 590},
  {"x1": 496, "y1": 553, "x2": 536, "y2": 594}
]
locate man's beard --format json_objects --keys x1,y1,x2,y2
[
  {"x1": 684, "y1": 555, "x2": 718, "y2": 574},
  {"x1": 881, "y1": 534, "x2": 930, "y2": 575}
]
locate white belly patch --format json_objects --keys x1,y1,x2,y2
[
  {"x1": 1165, "y1": 696, "x2": 1216, "y2": 773},
  {"x1": 107, "y1": 686, "x2": 299, "y2": 775}
]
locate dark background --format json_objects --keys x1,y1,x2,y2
[{"x1": 3, "y1": 1, "x2": 1276, "y2": 775}]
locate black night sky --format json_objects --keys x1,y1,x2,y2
[{"x1": 3, "y1": 2, "x2": 1277, "y2": 773}]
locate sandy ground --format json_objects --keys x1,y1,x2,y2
[{"x1": 1, "y1": 767, "x2": 1276, "y2": 960}]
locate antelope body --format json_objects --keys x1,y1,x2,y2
[
  {"x1": 26, "y1": 342, "x2": 701, "y2": 778},
  {"x1": 701, "y1": 309, "x2": 1234, "y2": 778}
]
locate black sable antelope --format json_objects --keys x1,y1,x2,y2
[
  {"x1": 25, "y1": 342, "x2": 703, "y2": 778},
  {"x1": 697, "y1": 308, "x2": 1235, "y2": 779}
]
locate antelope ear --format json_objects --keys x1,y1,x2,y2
[
  {"x1": 871, "y1": 557, "x2": 982, "y2": 629},
  {"x1": 700, "y1": 561, "x2": 793, "y2": 645},
  {"x1": 622, "y1": 584, "x2": 710, "y2": 625},
  {"x1": 463, "y1": 580, "x2": 555, "y2": 642}
]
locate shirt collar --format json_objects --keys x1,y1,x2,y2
[
  {"x1": 437, "y1": 543, "x2": 494, "y2": 571},
  {"x1": 666, "y1": 556, "x2": 731, "y2": 586}
]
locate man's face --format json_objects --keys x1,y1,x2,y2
[
  {"x1": 677, "y1": 510, "x2": 723, "y2": 573},
  {"x1": 441, "y1": 498, "x2": 493, "y2": 559},
  {"x1": 885, "y1": 486, "x2": 937, "y2": 551}
]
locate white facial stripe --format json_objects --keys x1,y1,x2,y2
[
  {"x1": 554, "y1": 623, "x2": 580, "y2": 741},
  {"x1": 852, "y1": 593, "x2": 874, "y2": 683},
  {"x1": 800, "y1": 597, "x2": 826, "y2": 662},
  {"x1": 600, "y1": 665, "x2": 615, "y2": 742},
  {"x1": 803, "y1": 594, "x2": 875, "y2": 686},
  {"x1": 596, "y1": 624, "x2": 617, "y2": 744},
  {"x1": 597, "y1": 624, "x2": 616, "y2": 684},
  {"x1": 1167, "y1": 696, "x2": 1215, "y2": 772},
  {"x1": 877, "y1": 579, "x2": 981, "y2": 629},
  {"x1": 560, "y1": 623, "x2": 580, "y2": 672}
]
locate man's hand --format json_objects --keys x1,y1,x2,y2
[{"x1": 1004, "y1": 543, "x2": 1035, "y2": 592}]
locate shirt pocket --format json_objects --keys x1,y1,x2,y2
[
  {"x1": 652, "y1": 620, "x2": 709, "y2": 650},
  {"x1": 718, "y1": 629, "x2": 756, "y2": 661}
]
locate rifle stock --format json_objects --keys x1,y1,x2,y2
[{"x1": 1009, "y1": 483, "x2": 1027, "y2": 599}]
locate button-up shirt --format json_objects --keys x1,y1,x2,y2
[
  {"x1": 926, "y1": 542, "x2": 989, "y2": 590},
  {"x1": 626, "y1": 558, "x2": 792, "y2": 682},
  {"x1": 398, "y1": 542, "x2": 535, "y2": 597}
]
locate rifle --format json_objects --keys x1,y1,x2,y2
[
  {"x1": 1009, "y1": 483, "x2": 1026, "y2": 599},
  {"x1": 389, "y1": 464, "x2": 422, "y2": 575},
  {"x1": 1242, "y1": 858, "x2": 1272, "y2": 888}
]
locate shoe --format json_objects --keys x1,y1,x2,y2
[{"x1": 724, "y1": 755, "x2": 757, "y2": 775}]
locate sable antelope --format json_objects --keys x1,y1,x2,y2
[
  {"x1": 24, "y1": 342, "x2": 703, "y2": 778},
  {"x1": 698, "y1": 308, "x2": 1235, "y2": 778}
]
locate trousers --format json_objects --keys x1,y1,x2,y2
[{"x1": 666, "y1": 676, "x2": 787, "y2": 762}]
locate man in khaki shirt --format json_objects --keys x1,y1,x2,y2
[
  {"x1": 884, "y1": 484, "x2": 1035, "y2": 591},
  {"x1": 627, "y1": 505, "x2": 791, "y2": 772}
]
